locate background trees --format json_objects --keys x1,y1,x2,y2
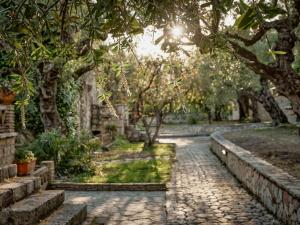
[
  {"x1": 0, "y1": 0, "x2": 145, "y2": 132},
  {"x1": 139, "y1": 0, "x2": 300, "y2": 118}
]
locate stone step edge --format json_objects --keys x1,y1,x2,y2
[
  {"x1": 0, "y1": 164, "x2": 17, "y2": 182},
  {"x1": 39, "y1": 203, "x2": 87, "y2": 225},
  {"x1": 0, "y1": 190, "x2": 65, "y2": 225},
  {"x1": 48, "y1": 182, "x2": 166, "y2": 191},
  {"x1": 0, "y1": 176, "x2": 41, "y2": 209}
]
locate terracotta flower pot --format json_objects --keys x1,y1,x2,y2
[
  {"x1": 16, "y1": 159, "x2": 36, "y2": 176},
  {"x1": 0, "y1": 88, "x2": 16, "y2": 105}
]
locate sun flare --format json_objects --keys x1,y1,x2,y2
[{"x1": 171, "y1": 25, "x2": 184, "y2": 38}]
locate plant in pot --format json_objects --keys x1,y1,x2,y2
[
  {"x1": 15, "y1": 149, "x2": 36, "y2": 176},
  {"x1": 0, "y1": 76, "x2": 17, "y2": 105}
]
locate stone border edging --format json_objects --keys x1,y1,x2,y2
[
  {"x1": 158, "y1": 122, "x2": 271, "y2": 138},
  {"x1": 48, "y1": 182, "x2": 166, "y2": 191},
  {"x1": 210, "y1": 132, "x2": 300, "y2": 225},
  {"x1": 159, "y1": 134, "x2": 209, "y2": 138}
]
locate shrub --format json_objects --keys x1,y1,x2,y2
[
  {"x1": 187, "y1": 116, "x2": 198, "y2": 125},
  {"x1": 18, "y1": 131, "x2": 101, "y2": 177}
]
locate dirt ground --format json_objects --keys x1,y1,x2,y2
[{"x1": 224, "y1": 126, "x2": 300, "y2": 179}]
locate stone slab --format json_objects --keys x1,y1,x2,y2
[
  {"x1": 0, "y1": 190, "x2": 65, "y2": 225},
  {"x1": 39, "y1": 203, "x2": 87, "y2": 225},
  {"x1": 0, "y1": 176, "x2": 41, "y2": 207}
]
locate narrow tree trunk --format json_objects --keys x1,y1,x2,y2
[
  {"x1": 237, "y1": 93, "x2": 250, "y2": 122},
  {"x1": 38, "y1": 61, "x2": 66, "y2": 133},
  {"x1": 257, "y1": 78, "x2": 288, "y2": 126},
  {"x1": 142, "y1": 110, "x2": 163, "y2": 148},
  {"x1": 249, "y1": 95, "x2": 261, "y2": 123},
  {"x1": 214, "y1": 105, "x2": 222, "y2": 121}
]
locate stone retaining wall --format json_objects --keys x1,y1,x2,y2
[
  {"x1": 0, "y1": 133, "x2": 17, "y2": 167},
  {"x1": 211, "y1": 132, "x2": 300, "y2": 225},
  {"x1": 0, "y1": 105, "x2": 15, "y2": 133},
  {"x1": 48, "y1": 182, "x2": 166, "y2": 191},
  {"x1": 188, "y1": 123, "x2": 270, "y2": 135},
  {"x1": 31, "y1": 161, "x2": 55, "y2": 190}
]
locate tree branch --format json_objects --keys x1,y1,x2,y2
[
  {"x1": 73, "y1": 63, "x2": 95, "y2": 80},
  {"x1": 229, "y1": 41, "x2": 277, "y2": 81},
  {"x1": 227, "y1": 19, "x2": 288, "y2": 46}
]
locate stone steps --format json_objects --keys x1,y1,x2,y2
[
  {"x1": 0, "y1": 164, "x2": 17, "y2": 182},
  {"x1": 0, "y1": 176, "x2": 41, "y2": 209},
  {"x1": 0, "y1": 190, "x2": 64, "y2": 225},
  {"x1": 39, "y1": 203, "x2": 87, "y2": 225}
]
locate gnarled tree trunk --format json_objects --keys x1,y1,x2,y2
[
  {"x1": 255, "y1": 78, "x2": 288, "y2": 126},
  {"x1": 38, "y1": 61, "x2": 66, "y2": 133}
]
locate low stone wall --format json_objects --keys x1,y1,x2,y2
[
  {"x1": 188, "y1": 123, "x2": 270, "y2": 135},
  {"x1": 211, "y1": 132, "x2": 300, "y2": 225},
  {"x1": 31, "y1": 161, "x2": 55, "y2": 190},
  {"x1": 0, "y1": 133, "x2": 17, "y2": 166},
  {"x1": 48, "y1": 182, "x2": 166, "y2": 191}
]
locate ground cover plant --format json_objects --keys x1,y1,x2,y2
[
  {"x1": 17, "y1": 130, "x2": 101, "y2": 177},
  {"x1": 224, "y1": 126, "x2": 300, "y2": 179}
]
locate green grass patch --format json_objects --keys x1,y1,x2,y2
[
  {"x1": 102, "y1": 140, "x2": 175, "y2": 161},
  {"x1": 71, "y1": 158, "x2": 172, "y2": 183},
  {"x1": 68, "y1": 142, "x2": 175, "y2": 183}
]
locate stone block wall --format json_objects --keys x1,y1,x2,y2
[
  {"x1": 113, "y1": 104, "x2": 128, "y2": 135},
  {"x1": 0, "y1": 134, "x2": 17, "y2": 166},
  {"x1": 0, "y1": 104, "x2": 17, "y2": 179},
  {"x1": 211, "y1": 132, "x2": 300, "y2": 225},
  {"x1": 31, "y1": 161, "x2": 55, "y2": 190},
  {"x1": 0, "y1": 105, "x2": 15, "y2": 133},
  {"x1": 77, "y1": 71, "x2": 98, "y2": 133},
  {"x1": 91, "y1": 104, "x2": 129, "y2": 145}
]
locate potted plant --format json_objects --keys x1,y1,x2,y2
[
  {"x1": 0, "y1": 76, "x2": 16, "y2": 105},
  {"x1": 15, "y1": 150, "x2": 36, "y2": 176}
]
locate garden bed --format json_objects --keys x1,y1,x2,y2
[
  {"x1": 224, "y1": 125, "x2": 300, "y2": 179},
  {"x1": 65, "y1": 141, "x2": 175, "y2": 184}
]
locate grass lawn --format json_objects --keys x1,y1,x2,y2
[
  {"x1": 69, "y1": 141, "x2": 176, "y2": 183},
  {"x1": 224, "y1": 125, "x2": 300, "y2": 179}
]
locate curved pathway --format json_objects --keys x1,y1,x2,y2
[{"x1": 161, "y1": 136, "x2": 281, "y2": 225}]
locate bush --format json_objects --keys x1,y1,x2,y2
[
  {"x1": 187, "y1": 116, "x2": 198, "y2": 125},
  {"x1": 18, "y1": 131, "x2": 101, "y2": 177}
]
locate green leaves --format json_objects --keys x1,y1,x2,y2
[
  {"x1": 268, "y1": 49, "x2": 287, "y2": 60},
  {"x1": 234, "y1": 6, "x2": 257, "y2": 30},
  {"x1": 234, "y1": 0, "x2": 286, "y2": 30}
]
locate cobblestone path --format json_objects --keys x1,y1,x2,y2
[
  {"x1": 65, "y1": 136, "x2": 282, "y2": 225},
  {"x1": 161, "y1": 137, "x2": 282, "y2": 225},
  {"x1": 65, "y1": 191, "x2": 166, "y2": 225}
]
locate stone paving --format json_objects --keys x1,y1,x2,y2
[
  {"x1": 161, "y1": 137, "x2": 282, "y2": 225},
  {"x1": 65, "y1": 136, "x2": 282, "y2": 225},
  {"x1": 65, "y1": 191, "x2": 166, "y2": 225}
]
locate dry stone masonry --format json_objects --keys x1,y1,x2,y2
[
  {"x1": 211, "y1": 132, "x2": 300, "y2": 225},
  {"x1": 0, "y1": 105, "x2": 17, "y2": 169}
]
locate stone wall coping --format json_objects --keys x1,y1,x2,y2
[
  {"x1": 0, "y1": 132, "x2": 18, "y2": 139},
  {"x1": 48, "y1": 181, "x2": 166, "y2": 191},
  {"x1": 211, "y1": 131, "x2": 300, "y2": 200}
]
